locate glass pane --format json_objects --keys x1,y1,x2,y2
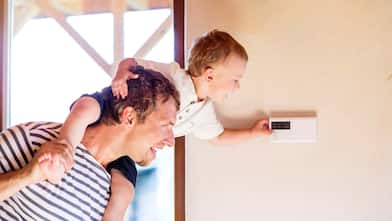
[
  {"x1": 10, "y1": 16, "x2": 111, "y2": 124},
  {"x1": 10, "y1": 1, "x2": 174, "y2": 221}
]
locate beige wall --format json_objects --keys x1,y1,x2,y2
[{"x1": 185, "y1": 1, "x2": 392, "y2": 220}]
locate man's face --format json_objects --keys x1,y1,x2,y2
[
  {"x1": 206, "y1": 54, "x2": 247, "y2": 102},
  {"x1": 130, "y1": 97, "x2": 177, "y2": 166}
]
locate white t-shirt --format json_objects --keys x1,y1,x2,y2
[{"x1": 136, "y1": 59, "x2": 224, "y2": 140}]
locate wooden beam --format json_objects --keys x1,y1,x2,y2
[
  {"x1": 174, "y1": 0, "x2": 185, "y2": 220},
  {"x1": 148, "y1": 0, "x2": 173, "y2": 9},
  {"x1": 35, "y1": 0, "x2": 112, "y2": 76},
  {"x1": 82, "y1": 0, "x2": 171, "y2": 13},
  {"x1": 32, "y1": 0, "x2": 172, "y2": 17},
  {"x1": 134, "y1": 14, "x2": 173, "y2": 58},
  {"x1": 111, "y1": 0, "x2": 127, "y2": 75},
  {"x1": 13, "y1": 1, "x2": 40, "y2": 35}
]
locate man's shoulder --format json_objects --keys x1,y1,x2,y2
[
  {"x1": 0, "y1": 122, "x2": 62, "y2": 173},
  {"x1": 10, "y1": 122, "x2": 62, "y2": 146},
  {"x1": 2, "y1": 121, "x2": 61, "y2": 137},
  {"x1": 19, "y1": 121, "x2": 63, "y2": 134}
]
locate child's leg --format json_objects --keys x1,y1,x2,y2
[{"x1": 103, "y1": 170, "x2": 135, "y2": 221}]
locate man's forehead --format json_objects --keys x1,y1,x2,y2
[{"x1": 152, "y1": 99, "x2": 178, "y2": 119}]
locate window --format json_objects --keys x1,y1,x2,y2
[{"x1": 6, "y1": 1, "x2": 181, "y2": 220}]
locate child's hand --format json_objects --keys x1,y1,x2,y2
[
  {"x1": 251, "y1": 119, "x2": 273, "y2": 137},
  {"x1": 112, "y1": 58, "x2": 139, "y2": 99},
  {"x1": 37, "y1": 139, "x2": 74, "y2": 184}
]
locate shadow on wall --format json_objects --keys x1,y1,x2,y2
[
  {"x1": 270, "y1": 111, "x2": 317, "y2": 118},
  {"x1": 215, "y1": 107, "x2": 317, "y2": 129},
  {"x1": 214, "y1": 107, "x2": 269, "y2": 129}
]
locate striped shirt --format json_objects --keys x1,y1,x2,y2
[{"x1": 0, "y1": 122, "x2": 111, "y2": 221}]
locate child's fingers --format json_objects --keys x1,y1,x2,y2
[
  {"x1": 38, "y1": 158, "x2": 51, "y2": 181},
  {"x1": 259, "y1": 119, "x2": 269, "y2": 126},
  {"x1": 37, "y1": 153, "x2": 51, "y2": 163},
  {"x1": 111, "y1": 82, "x2": 121, "y2": 98},
  {"x1": 47, "y1": 155, "x2": 66, "y2": 184},
  {"x1": 113, "y1": 89, "x2": 119, "y2": 98},
  {"x1": 127, "y1": 72, "x2": 139, "y2": 80},
  {"x1": 120, "y1": 84, "x2": 128, "y2": 99},
  {"x1": 263, "y1": 129, "x2": 273, "y2": 135},
  {"x1": 56, "y1": 147, "x2": 74, "y2": 172},
  {"x1": 47, "y1": 141, "x2": 74, "y2": 172},
  {"x1": 38, "y1": 156, "x2": 62, "y2": 184},
  {"x1": 55, "y1": 154, "x2": 71, "y2": 173},
  {"x1": 113, "y1": 90, "x2": 119, "y2": 99}
]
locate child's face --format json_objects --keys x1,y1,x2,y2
[{"x1": 206, "y1": 54, "x2": 247, "y2": 102}]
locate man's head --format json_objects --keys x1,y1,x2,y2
[
  {"x1": 187, "y1": 29, "x2": 248, "y2": 102},
  {"x1": 100, "y1": 67, "x2": 180, "y2": 166}
]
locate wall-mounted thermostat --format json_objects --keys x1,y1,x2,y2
[{"x1": 269, "y1": 116, "x2": 317, "y2": 143}]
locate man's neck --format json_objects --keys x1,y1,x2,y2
[{"x1": 81, "y1": 124, "x2": 135, "y2": 167}]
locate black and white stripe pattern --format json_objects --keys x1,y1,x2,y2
[{"x1": 0, "y1": 122, "x2": 111, "y2": 221}]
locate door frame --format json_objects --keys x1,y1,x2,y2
[{"x1": 174, "y1": 0, "x2": 186, "y2": 220}]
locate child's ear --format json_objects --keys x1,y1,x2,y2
[
  {"x1": 204, "y1": 66, "x2": 214, "y2": 82},
  {"x1": 121, "y1": 106, "x2": 137, "y2": 128}
]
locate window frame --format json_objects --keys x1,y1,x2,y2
[{"x1": 1, "y1": 0, "x2": 11, "y2": 130}]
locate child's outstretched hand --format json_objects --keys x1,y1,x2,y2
[
  {"x1": 37, "y1": 139, "x2": 74, "y2": 184},
  {"x1": 251, "y1": 119, "x2": 273, "y2": 137},
  {"x1": 112, "y1": 58, "x2": 140, "y2": 99}
]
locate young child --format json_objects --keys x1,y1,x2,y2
[{"x1": 40, "y1": 29, "x2": 272, "y2": 220}]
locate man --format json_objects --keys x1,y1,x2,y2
[{"x1": 0, "y1": 69, "x2": 179, "y2": 221}]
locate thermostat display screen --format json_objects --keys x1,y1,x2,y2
[{"x1": 271, "y1": 121, "x2": 291, "y2": 130}]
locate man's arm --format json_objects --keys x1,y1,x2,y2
[
  {"x1": 0, "y1": 163, "x2": 39, "y2": 201},
  {"x1": 209, "y1": 119, "x2": 272, "y2": 145},
  {"x1": 103, "y1": 169, "x2": 135, "y2": 221},
  {"x1": 0, "y1": 139, "x2": 74, "y2": 200}
]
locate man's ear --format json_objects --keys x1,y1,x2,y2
[{"x1": 120, "y1": 106, "x2": 137, "y2": 128}]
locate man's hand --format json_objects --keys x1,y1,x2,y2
[
  {"x1": 251, "y1": 119, "x2": 273, "y2": 137},
  {"x1": 112, "y1": 58, "x2": 139, "y2": 99},
  {"x1": 36, "y1": 139, "x2": 74, "y2": 184}
]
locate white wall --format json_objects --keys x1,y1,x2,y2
[{"x1": 185, "y1": 1, "x2": 392, "y2": 220}]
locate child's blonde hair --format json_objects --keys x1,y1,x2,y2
[{"x1": 187, "y1": 29, "x2": 248, "y2": 77}]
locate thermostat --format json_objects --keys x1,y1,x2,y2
[{"x1": 269, "y1": 116, "x2": 317, "y2": 143}]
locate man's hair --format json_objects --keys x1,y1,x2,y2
[
  {"x1": 100, "y1": 67, "x2": 180, "y2": 125},
  {"x1": 187, "y1": 29, "x2": 248, "y2": 77}
]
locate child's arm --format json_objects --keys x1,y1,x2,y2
[
  {"x1": 59, "y1": 96, "x2": 102, "y2": 147},
  {"x1": 103, "y1": 170, "x2": 135, "y2": 221},
  {"x1": 112, "y1": 57, "x2": 178, "y2": 99},
  {"x1": 37, "y1": 96, "x2": 101, "y2": 183},
  {"x1": 209, "y1": 119, "x2": 272, "y2": 145},
  {"x1": 112, "y1": 58, "x2": 139, "y2": 99}
]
